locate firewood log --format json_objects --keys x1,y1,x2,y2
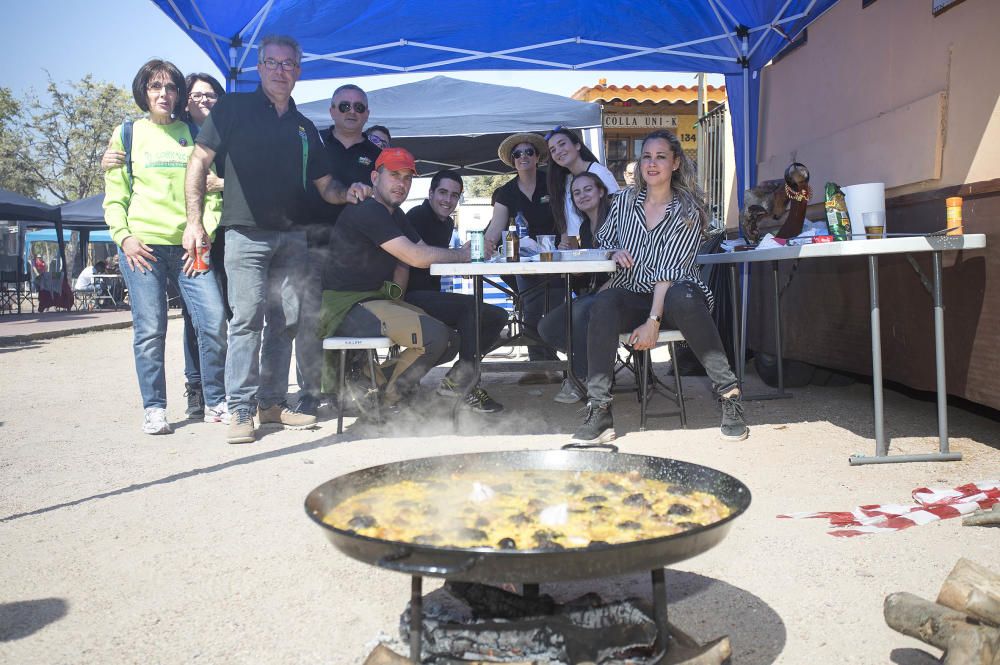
[
  {"x1": 937, "y1": 558, "x2": 1000, "y2": 626},
  {"x1": 963, "y1": 505, "x2": 1000, "y2": 528},
  {"x1": 885, "y1": 592, "x2": 1000, "y2": 664}
]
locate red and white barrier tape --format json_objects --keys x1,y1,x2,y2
[{"x1": 777, "y1": 480, "x2": 1000, "y2": 537}]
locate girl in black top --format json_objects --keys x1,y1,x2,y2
[
  {"x1": 485, "y1": 133, "x2": 564, "y2": 376},
  {"x1": 537, "y1": 170, "x2": 613, "y2": 404}
]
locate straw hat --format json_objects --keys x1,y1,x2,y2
[{"x1": 498, "y1": 133, "x2": 548, "y2": 168}]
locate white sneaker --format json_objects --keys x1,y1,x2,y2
[
  {"x1": 142, "y1": 407, "x2": 172, "y2": 435},
  {"x1": 204, "y1": 402, "x2": 231, "y2": 424},
  {"x1": 554, "y1": 378, "x2": 583, "y2": 404}
]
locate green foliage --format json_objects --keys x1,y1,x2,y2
[
  {"x1": 14, "y1": 75, "x2": 134, "y2": 202},
  {"x1": 462, "y1": 174, "x2": 514, "y2": 199},
  {"x1": 0, "y1": 87, "x2": 42, "y2": 197}
]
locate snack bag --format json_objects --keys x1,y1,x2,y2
[{"x1": 824, "y1": 182, "x2": 852, "y2": 241}]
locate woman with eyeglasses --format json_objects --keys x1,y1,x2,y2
[
  {"x1": 545, "y1": 127, "x2": 619, "y2": 244},
  {"x1": 103, "y1": 60, "x2": 227, "y2": 436},
  {"x1": 364, "y1": 125, "x2": 391, "y2": 149},
  {"x1": 484, "y1": 132, "x2": 564, "y2": 382},
  {"x1": 568, "y1": 130, "x2": 747, "y2": 445},
  {"x1": 102, "y1": 72, "x2": 229, "y2": 421},
  {"x1": 537, "y1": 171, "x2": 613, "y2": 403}
]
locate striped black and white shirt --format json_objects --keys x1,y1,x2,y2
[{"x1": 595, "y1": 188, "x2": 714, "y2": 311}]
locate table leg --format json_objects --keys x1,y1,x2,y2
[
  {"x1": 451, "y1": 276, "x2": 484, "y2": 429},
  {"x1": 849, "y1": 253, "x2": 960, "y2": 465},
  {"x1": 741, "y1": 262, "x2": 792, "y2": 401},
  {"x1": 729, "y1": 264, "x2": 742, "y2": 388},
  {"x1": 931, "y1": 252, "x2": 953, "y2": 455},
  {"x1": 410, "y1": 575, "x2": 423, "y2": 662},
  {"x1": 651, "y1": 568, "x2": 669, "y2": 657},
  {"x1": 740, "y1": 264, "x2": 749, "y2": 387},
  {"x1": 565, "y1": 274, "x2": 584, "y2": 393}
]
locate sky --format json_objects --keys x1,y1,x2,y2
[{"x1": 6, "y1": 0, "x2": 722, "y2": 104}]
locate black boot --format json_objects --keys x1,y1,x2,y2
[{"x1": 571, "y1": 401, "x2": 615, "y2": 444}]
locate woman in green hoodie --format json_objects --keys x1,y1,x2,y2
[{"x1": 103, "y1": 59, "x2": 227, "y2": 436}]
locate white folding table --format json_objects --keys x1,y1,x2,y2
[{"x1": 697, "y1": 235, "x2": 986, "y2": 465}]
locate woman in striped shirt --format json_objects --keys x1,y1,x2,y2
[{"x1": 571, "y1": 130, "x2": 747, "y2": 444}]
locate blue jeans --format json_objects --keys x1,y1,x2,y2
[
  {"x1": 294, "y1": 245, "x2": 326, "y2": 400},
  {"x1": 118, "y1": 245, "x2": 227, "y2": 409},
  {"x1": 181, "y1": 232, "x2": 230, "y2": 384},
  {"x1": 224, "y1": 227, "x2": 307, "y2": 412}
]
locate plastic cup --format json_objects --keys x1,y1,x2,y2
[
  {"x1": 537, "y1": 235, "x2": 557, "y2": 252},
  {"x1": 862, "y1": 211, "x2": 886, "y2": 239}
]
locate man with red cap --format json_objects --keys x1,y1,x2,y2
[{"x1": 320, "y1": 148, "x2": 471, "y2": 410}]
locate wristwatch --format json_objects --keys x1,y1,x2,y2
[{"x1": 648, "y1": 314, "x2": 661, "y2": 324}]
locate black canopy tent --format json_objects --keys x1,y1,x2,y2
[
  {"x1": 297, "y1": 76, "x2": 601, "y2": 175},
  {"x1": 0, "y1": 189, "x2": 65, "y2": 311},
  {"x1": 58, "y1": 194, "x2": 108, "y2": 275}
]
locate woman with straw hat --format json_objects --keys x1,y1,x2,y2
[{"x1": 484, "y1": 133, "x2": 563, "y2": 382}]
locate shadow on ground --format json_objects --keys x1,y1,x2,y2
[{"x1": 0, "y1": 598, "x2": 68, "y2": 641}]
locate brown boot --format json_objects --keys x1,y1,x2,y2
[{"x1": 258, "y1": 402, "x2": 317, "y2": 429}]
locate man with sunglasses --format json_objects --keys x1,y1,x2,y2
[
  {"x1": 186, "y1": 35, "x2": 371, "y2": 445},
  {"x1": 294, "y1": 84, "x2": 384, "y2": 418}
]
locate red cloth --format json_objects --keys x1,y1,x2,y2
[{"x1": 38, "y1": 276, "x2": 74, "y2": 312}]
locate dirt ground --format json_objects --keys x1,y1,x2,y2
[{"x1": 1, "y1": 319, "x2": 998, "y2": 664}]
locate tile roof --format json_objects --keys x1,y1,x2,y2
[{"x1": 571, "y1": 83, "x2": 727, "y2": 104}]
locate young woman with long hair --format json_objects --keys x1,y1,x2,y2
[
  {"x1": 545, "y1": 127, "x2": 619, "y2": 239},
  {"x1": 537, "y1": 170, "x2": 613, "y2": 403},
  {"x1": 568, "y1": 130, "x2": 747, "y2": 444}
]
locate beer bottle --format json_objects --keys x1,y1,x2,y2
[{"x1": 505, "y1": 223, "x2": 519, "y2": 262}]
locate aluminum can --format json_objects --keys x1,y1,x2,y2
[
  {"x1": 191, "y1": 242, "x2": 211, "y2": 273},
  {"x1": 470, "y1": 230, "x2": 485, "y2": 263}
]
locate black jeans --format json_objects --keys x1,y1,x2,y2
[
  {"x1": 586, "y1": 283, "x2": 738, "y2": 405},
  {"x1": 537, "y1": 293, "x2": 598, "y2": 380},
  {"x1": 404, "y1": 290, "x2": 508, "y2": 385},
  {"x1": 515, "y1": 275, "x2": 565, "y2": 361}
]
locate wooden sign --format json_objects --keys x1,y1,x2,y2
[{"x1": 603, "y1": 114, "x2": 679, "y2": 129}]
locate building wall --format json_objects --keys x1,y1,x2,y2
[
  {"x1": 758, "y1": 0, "x2": 1000, "y2": 196},
  {"x1": 751, "y1": 0, "x2": 1000, "y2": 411}
]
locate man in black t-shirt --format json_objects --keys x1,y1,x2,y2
[
  {"x1": 186, "y1": 35, "x2": 372, "y2": 444},
  {"x1": 322, "y1": 149, "x2": 470, "y2": 408},
  {"x1": 405, "y1": 170, "x2": 507, "y2": 413},
  {"x1": 295, "y1": 84, "x2": 383, "y2": 417}
]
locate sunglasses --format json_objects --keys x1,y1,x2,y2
[
  {"x1": 367, "y1": 134, "x2": 389, "y2": 149},
  {"x1": 337, "y1": 101, "x2": 368, "y2": 114},
  {"x1": 544, "y1": 125, "x2": 565, "y2": 141},
  {"x1": 511, "y1": 148, "x2": 536, "y2": 159}
]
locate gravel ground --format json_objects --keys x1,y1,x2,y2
[{"x1": 1, "y1": 319, "x2": 997, "y2": 664}]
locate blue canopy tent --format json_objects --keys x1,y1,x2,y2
[{"x1": 150, "y1": 0, "x2": 840, "y2": 206}]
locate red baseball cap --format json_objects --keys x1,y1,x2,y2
[{"x1": 374, "y1": 147, "x2": 417, "y2": 174}]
